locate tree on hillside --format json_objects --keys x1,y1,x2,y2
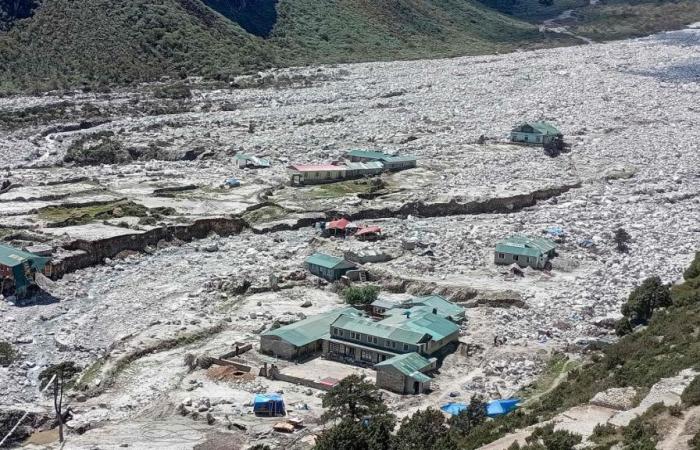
[
  {"x1": 321, "y1": 374, "x2": 388, "y2": 422},
  {"x1": 393, "y1": 408, "x2": 459, "y2": 450},
  {"x1": 316, "y1": 375, "x2": 394, "y2": 450},
  {"x1": 617, "y1": 276, "x2": 671, "y2": 335},
  {"x1": 614, "y1": 228, "x2": 632, "y2": 253}
]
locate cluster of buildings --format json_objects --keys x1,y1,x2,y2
[
  {"x1": 288, "y1": 150, "x2": 417, "y2": 186},
  {"x1": 260, "y1": 295, "x2": 465, "y2": 395}
]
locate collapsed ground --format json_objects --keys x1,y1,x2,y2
[{"x1": 0, "y1": 25, "x2": 699, "y2": 449}]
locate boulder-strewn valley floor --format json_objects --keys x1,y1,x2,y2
[{"x1": 0, "y1": 24, "x2": 699, "y2": 450}]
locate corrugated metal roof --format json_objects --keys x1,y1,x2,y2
[
  {"x1": 236, "y1": 154, "x2": 271, "y2": 167},
  {"x1": 289, "y1": 164, "x2": 346, "y2": 172},
  {"x1": 411, "y1": 295, "x2": 465, "y2": 321},
  {"x1": 385, "y1": 155, "x2": 417, "y2": 163},
  {"x1": 347, "y1": 149, "x2": 390, "y2": 160},
  {"x1": 495, "y1": 235, "x2": 556, "y2": 258},
  {"x1": 515, "y1": 122, "x2": 561, "y2": 135},
  {"x1": 380, "y1": 311, "x2": 460, "y2": 341},
  {"x1": 332, "y1": 314, "x2": 428, "y2": 344},
  {"x1": 375, "y1": 352, "x2": 432, "y2": 381},
  {"x1": 0, "y1": 244, "x2": 49, "y2": 269},
  {"x1": 262, "y1": 307, "x2": 360, "y2": 347},
  {"x1": 305, "y1": 252, "x2": 356, "y2": 270}
]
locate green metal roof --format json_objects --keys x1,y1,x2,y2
[
  {"x1": 380, "y1": 311, "x2": 460, "y2": 342},
  {"x1": 347, "y1": 149, "x2": 391, "y2": 160},
  {"x1": 332, "y1": 314, "x2": 428, "y2": 345},
  {"x1": 375, "y1": 352, "x2": 432, "y2": 382},
  {"x1": 305, "y1": 252, "x2": 356, "y2": 270},
  {"x1": 515, "y1": 122, "x2": 561, "y2": 135},
  {"x1": 495, "y1": 235, "x2": 556, "y2": 258},
  {"x1": 263, "y1": 307, "x2": 360, "y2": 347},
  {"x1": 345, "y1": 161, "x2": 384, "y2": 170},
  {"x1": 411, "y1": 295, "x2": 465, "y2": 322},
  {"x1": 0, "y1": 244, "x2": 49, "y2": 269},
  {"x1": 384, "y1": 155, "x2": 417, "y2": 163}
]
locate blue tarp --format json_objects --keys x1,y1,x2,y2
[
  {"x1": 546, "y1": 226, "x2": 565, "y2": 237},
  {"x1": 225, "y1": 178, "x2": 241, "y2": 187},
  {"x1": 253, "y1": 393, "x2": 285, "y2": 416},
  {"x1": 441, "y1": 398, "x2": 520, "y2": 418}
]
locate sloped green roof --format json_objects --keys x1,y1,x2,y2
[
  {"x1": 515, "y1": 121, "x2": 561, "y2": 135},
  {"x1": 411, "y1": 295, "x2": 465, "y2": 322},
  {"x1": 305, "y1": 253, "x2": 356, "y2": 270},
  {"x1": 495, "y1": 235, "x2": 556, "y2": 258},
  {"x1": 332, "y1": 314, "x2": 428, "y2": 344},
  {"x1": 375, "y1": 352, "x2": 432, "y2": 382},
  {"x1": 385, "y1": 155, "x2": 417, "y2": 163},
  {"x1": 0, "y1": 244, "x2": 49, "y2": 269},
  {"x1": 382, "y1": 311, "x2": 460, "y2": 341},
  {"x1": 347, "y1": 149, "x2": 391, "y2": 160},
  {"x1": 263, "y1": 307, "x2": 360, "y2": 347}
]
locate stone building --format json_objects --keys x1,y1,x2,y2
[{"x1": 375, "y1": 352, "x2": 436, "y2": 394}]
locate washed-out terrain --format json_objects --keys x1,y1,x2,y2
[{"x1": 0, "y1": 24, "x2": 699, "y2": 449}]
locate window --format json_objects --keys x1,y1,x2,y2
[
  {"x1": 498, "y1": 253, "x2": 505, "y2": 259},
  {"x1": 403, "y1": 344, "x2": 409, "y2": 351},
  {"x1": 333, "y1": 328, "x2": 338, "y2": 336},
  {"x1": 513, "y1": 255, "x2": 519, "y2": 261},
  {"x1": 361, "y1": 350, "x2": 373, "y2": 362},
  {"x1": 372, "y1": 337, "x2": 378, "y2": 344},
  {"x1": 338, "y1": 330, "x2": 343, "y2": 337}
]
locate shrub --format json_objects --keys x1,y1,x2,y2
[
  {"x1": 342, "y1": 285, "x2": 380, "y2": 306},
  {"x1": 152, "y1": 82, "x2": 192, "y2": 99},
  {"x1": 38, "y1": 361, "x2": 81, "y2": 389},
  {"x1": 614, "y1": 228, "x2": 631, "y2": 253},
  {"x1": 0, "y1": 341, "x2": 17, "y2": 367},
  {"x1": 620, "y1": 276, "x2": 672, "y2": 327},
  {"x1": 682, "y1": 375, "x2": 700, "y2": 406},
  {"x1": 689, "y1": 431, "x2": 700, "y2": 450}
]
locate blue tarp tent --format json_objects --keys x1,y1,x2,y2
[
  {"x1": 441, "y1": 398, "x2": 520, "y2": 418},
  {"x1": 253, "y1": 393, "x2": 285, "y2": 416}
]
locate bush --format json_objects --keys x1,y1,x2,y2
[
  {"x1": 614, "y1": 228, "x2": 631, "y2": 253},
  {"x1": 342, "y1": 285, "x2": 380, "y2": 306},
  {"x1": 0, "y1": 341, "x2": 17, "y2": 367},
  {"x1": 38, "y1": 361, "x2": 82, "y2": 389},
  {"x1": 152, "y1": 82, "x2": 192, "y2": 99},
  {"x1": 689, "y1": 431, "x2": 700, "y2": 450},
  {"x1": 682, "y1": 375, "x2": 700, "y2": 406}
]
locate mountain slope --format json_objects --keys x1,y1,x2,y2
[{"x1": 0, "y1": 0, "x2": 569, "y2": 91}]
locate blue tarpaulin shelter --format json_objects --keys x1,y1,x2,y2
[
  {"x1": 253, "y1": 393, "x2": 285, "y2": 416},
  {"x1": 441, "y1": 398, "x2": 520, "y2": 418},
  {"x1": 486, "y1": 399, "x2": 520, "y2": 417}
]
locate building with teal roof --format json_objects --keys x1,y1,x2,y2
[
  {"x1": 260, "y1": 306, "x2": 361, "y2": 360},
  {"x1": 305, "y1": 252, "x2": 357, "y2": 282},
  {"x1": 375, "y1": 352, "x2": 435, "y2": 394},
  {"x1": 495, "y1": 235, "x2": 557, "y2": 270},
  {"x1": 0, "y1": 244, "x2": 50, "y2": 298},
  {"x1": 510, "y1": 122, "x2": 563, "y2": 146}
]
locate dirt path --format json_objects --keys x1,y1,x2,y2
[
  {"x1": 658, "y1": 405, "x2": 700, "y2": 450},
  {"x1": 541, "y1": 9, "x2": 595, "y2": 45}
]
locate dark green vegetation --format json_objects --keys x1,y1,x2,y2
[
  {"x1": 38, "y1": 361, "x2": 81, "y2": 389},
  {"x1": 615, "y1": 276, "x2": 672, "y2": 336},
  {"x1": 682, "y1": 374, "x2": 700, "y2": 406},
  {"x1": 0, "y1": 0, "x2": 568, "y2": 92},
  {"x1": 507, "y1": 424, "x2": 582, "y2": 450},
  {"x1": 342, "y1": 285, "x2": 380, "y2": 306},
  {"x1": 315, "y1": 375, "x2": 490, "y2": 450},
  {"x1": 203, "y1": 0, "x2": 278, "y2": 37},
  {"x1": 0, "y1": 340, "x2": 16, "y2": 366}
]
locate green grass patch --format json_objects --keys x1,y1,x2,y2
[
  {"x1": 306, "y1": 179, "x2": 375, "y2": 199},
  {"x1": 519, "y1": 352, "x2": 580, "y2": 404},
  {"x1": 38, "y1": 199, "x2": 150, "y2": 227},
  {"x1": 242, "y1": 205, "x2": 288, "y2": 224}
]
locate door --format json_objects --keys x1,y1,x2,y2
[{"x1": 413, "y1": 381, "x2": 420, "y2": 394}]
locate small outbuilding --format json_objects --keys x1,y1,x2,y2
[
  {"x1": 0, "y1": 244, "x2": 50, "y2": 298},
  {"x1": 288, "y1": 164, "x2": 347, "y2": 186},
  {"x1": 375, "y1": 352, "x2": 435, "y2": 395},
  {"x1": 235, "y1": 153, "x2": 271, "y2": 169},
  {"x1": 510, "y1": 122, "x2": 562, "y2": 146},
  {"x1": 305, "y1": 252, "x2": 357, "y2": 281},
  {"x1": 494, "y1": 235, "x2": 556, "y2": 270}
]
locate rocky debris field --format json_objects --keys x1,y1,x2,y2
[{"x1": 0, "y1": 25, "x2": 699, "y2": 449}]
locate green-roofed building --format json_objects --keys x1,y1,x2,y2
[
  {"x1": 375, "y1": 352, "x2": 436, "y2": 394},
  {"x1": 260, "y1": 307, "x2": 361, "y2": 360},
  {"x1": 346, "y1": 149, "x2": 417, "y2": 171},
  {"x1": 510, "y1": 121, "x2": 563, "y2": 146},
  {"x1": 305, "y1": 252, "x2": 357, "y2": 282},
  {"x1": 495, "y1": 235, "x2": 557, "y2": 270},
  {"x1": 234, "y1": 153, "x2": 271, "y2": 169},
  {"x1": 0, "y1": 244, "x2": 50, "y2": 298}
]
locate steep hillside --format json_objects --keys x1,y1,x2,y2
[{"x1": 0, "y1": 0, "x2": 566, "y2": 92}]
